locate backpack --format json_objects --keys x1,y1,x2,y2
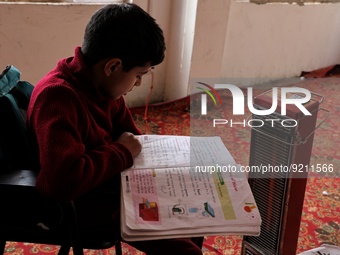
[{"x1": 0, "y1": 65, "x2": 35, "y2": 172}]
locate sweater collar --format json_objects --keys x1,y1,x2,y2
[{"x1": 66, "y1": 47, "x2": 115, "y2": 103}]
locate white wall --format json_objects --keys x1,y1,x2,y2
[
  {"x1": 163, "y1": 0, "x2": 197, "y2": 100},
  {"x1": 1, "y1": 0, "x2": 340, "y2": 105},
  {"x1": 221, "y1": 2, "x2": 340, "y2": 80},
  {"x1": 190, "y1": 0, "x2": 232, "y2": 78},
  {"x1": 190, "y1": 0, "x2": 340, "y2": 88}
]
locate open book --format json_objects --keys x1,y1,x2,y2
[{"x1": 120, "y1": 135, "x2": 261, "y2": 241}]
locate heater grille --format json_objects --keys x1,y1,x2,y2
[
  {"x1": 249, "y1": 111, "x2": 296, "y2": 176},
  {"x1": 242, "y1": 90, "x2": 321, "y2": 255},
  {"x1": 244, "y1": 112, "x2": 297, "y2": 255}
]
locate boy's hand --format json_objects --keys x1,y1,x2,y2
[{"x1": 116, "y1": 132, "x2": 142, "y2": 158}]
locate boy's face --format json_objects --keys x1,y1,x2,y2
[{"x1": 102, "y1": 60, "x2": 151, "y2": 100}]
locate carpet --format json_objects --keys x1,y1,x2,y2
[
  {"x1": 128, "y1": 78, "x2": 340, "y2": 255},
  {"x1": 4, "y1": 78, "x2": 339, "y2": 254}
]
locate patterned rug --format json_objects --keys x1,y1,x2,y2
[
  {"x1": 4, "y1": 78, "x2": 339, "y2": 254},
  {"x1": 128, "y1": 78, "x2": 340, "y2": 255}
]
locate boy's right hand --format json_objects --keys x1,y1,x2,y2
[{"x1": 116, "y1": 132, "x2": 142, "y2": 158}]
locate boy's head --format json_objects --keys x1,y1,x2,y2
[{"x1": 81, "y1": 3, "x2": 166, "y2": 71}]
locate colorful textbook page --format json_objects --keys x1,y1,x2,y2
[{"x1": 120, "y1": 135, "x2": 261, "y2": 241}]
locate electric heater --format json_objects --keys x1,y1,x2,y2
[{"x1": 242, "y1": 88, "x2": 324, "y2": 255}]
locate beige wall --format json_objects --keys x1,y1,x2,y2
[
  {"x1": 0, "y1": 3, "x2": 93, "y2": 82},
  {"x1": 1, "y1": 0, "x2": 340, "y2": 106},
  {"x1": 0, "y1": 1, "x2": 170, "y2": 107}
]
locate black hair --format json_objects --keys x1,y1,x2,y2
[{"x1": 81, "y1": 3, "x2": 166, "y2": 71}]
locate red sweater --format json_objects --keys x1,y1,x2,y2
[{"x1": 27, "y1": 47, "x2": 141, "y2": 201}]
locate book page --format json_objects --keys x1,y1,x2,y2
[
  {"x1": 132, "y1": 135, "x2": 236, "y2": 169},
  {"x1": 132, "y1": 135, "x2": 190, "y2": 168},
  {"x1": 121, "y1": 166, "x2": 261, "y2": 232},
  {"x1": 121, "y1": 135, "x2": 261, "y2": 240}
]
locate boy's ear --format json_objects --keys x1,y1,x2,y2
[{"x1": 104, "y1": 58, "x2": 122, "y2": 76}]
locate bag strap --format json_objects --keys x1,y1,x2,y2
[
  {"x1": 0, "y1": 65, "x2": 34, "y2": 109},
  {"x1": 0, "y1": 65, "x2": 21, "y2": 96}
]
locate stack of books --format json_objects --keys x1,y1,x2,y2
[{"x1": 120, "y1": 135, "x2": 262, "y2": 241}]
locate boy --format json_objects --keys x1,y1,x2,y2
[{"x1": 27, "y1": 3, "x2": 203, "y2": 255}]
